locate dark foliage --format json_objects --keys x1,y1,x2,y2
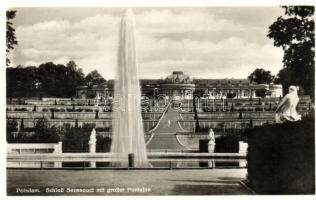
[
  {"x1": 268, "y1": 6, "x2": 315, "y2": 97},
  {"x1": 255, "y1": 89, "x2": 267, "y2": 98},
  {"x1": 30, "y1": 118, "x2": 60, "y2": 143},
  {"x1": 6, "y1": 10, "x2": 18, "y2": 66},
  {"x1": 9, "y1": 118, "x2": 60, "y2": 143},
  {"x1": 85, "y1": 70, "x2": 106, "y2": 85},
  {"x1": 246, "y1": 118, "x2": 315, "y2": 194},
  {"x1": 226, "y1": 93, "x2": 236, "y2": 99},
  {"x1": 62, "y1": 123, "x2": 95, "y2": 153},
  {"x1": 96, "y1": 136, "x2": 111, "y2": 152},
  {"x1": 248, "y1": 68, "x2": 275, "y2": 84},
  {"x1": 7, "y1": 119, "x2": 18, "y2": 143},
  {"x1": 193, "y1": 96, "x2": 200, "y2": 132},
  {"x1": 7, "y1": 61, "x2": 86, "y2": 98},
  {"x1": 214, "y1": 134, "x2": 239, "y2": 153}
]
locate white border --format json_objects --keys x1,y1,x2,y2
[
  {"x1": 1, "y1": 1, "x2": 315, "y2": 200},
  {"x1": 4, "y1": 0, "x2": 316, "y2": 7}
]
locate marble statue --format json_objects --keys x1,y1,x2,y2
[
  {"x1": 89, "y1": 128, "x2": 97, "y2": 153},
  {"x1": 208, "y1": 129, "x2": 216, "y2": 153},
  {"x1": 275, "y1": 85, "x2": 301, "y2": 123}
]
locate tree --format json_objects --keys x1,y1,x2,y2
[
  {"x1": 38, "y1": 62, "x2": 67, "y2": 97},
  {"x1": 6, "y1": 10, "x2": 18, "y2": 66},
  {"x1": 248, "y1": 68, "x2": 275, "y2": 84},
  {"x1": 85, "y1": 70, "x2": 106, "y2": 85},
  {"x1": 6, "y1": 65, "x2": 42, "y2": 98},
  {"x1": 227, "y1": 92, "x2": 236, "y2": 99},
  {"x1": 268, "y1": 6, "x2": 314, "y2": 96},
  {"x1": 193, "y1": 96, "x2": 200, "y2": 132},
  {"x1": 255, "y1": 89, "x2": 268, "y2": 98},
  {"x1": 7, "y1": 119, "x2": 18, "y2": 143}
]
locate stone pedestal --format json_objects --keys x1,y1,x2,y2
[
  {"x1": 239, "y1": 141, "x2": 248, "y2": 154},
  {"x1": 208, "y1": 159, "x2": 215, "y2": 168},
  {"x1": 239, "y1": 160, "x2": 247, "y2": 168},
  {"x1": 208, "y1": 141, "x2": 216, "y2": 153},
  {"x1": 54, "y1": 161, "x2": 62, "y2": 168},
  {"x1": 89, "y1": 143, "x2": 96, "y2": 153},
  {"x1": 53, "y1": 141, "x2": 63, "y2": 154},
  {"x1": 90, "y1": 161, "x2": 96, "y2": 168}
]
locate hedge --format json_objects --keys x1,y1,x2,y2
[
  {"x1": 215, "y1": 134, "x2": 239, "y2": 153},
  {"x1": 246, "y1": 117, "x2": 315, "y2": 194}
]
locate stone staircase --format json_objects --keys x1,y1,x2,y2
[
  {"x1": 146, "y1": 104, "x2": 187, "y2": 151},
  {"x1": 146, "y1": 133, "x2": 186, "y2": 150}
]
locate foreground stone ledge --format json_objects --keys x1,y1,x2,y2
[{"x1": 7, "y1": 152, "x2": 246, "y2": 162}]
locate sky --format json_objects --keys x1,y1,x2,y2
[{"x1": 9, "y1": 7, "x2": 285, "y2": 79}]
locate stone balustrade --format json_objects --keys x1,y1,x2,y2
[
  {"x1": 7, "y1": 142, "x2": 63, "y2": 154},
  {"x1": 15, "y1": 118, "x2": 158, "y2": 132},
  {"x1": 179, "y1": 119, "x2": 274, "y2": 132},
  {"x1": 6, "y1": 111, "x2": 162, "y2": 120},
  {"x1": 181, "y1": 111, "x2": 276, "y2": 120}
]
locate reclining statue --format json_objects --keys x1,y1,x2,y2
[{"x1": 275, "y1": 85, "x2": 301, "y2": 123}]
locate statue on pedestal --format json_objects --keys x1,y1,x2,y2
[
  {"x1": 89, "y1": 128, "x2": 97, "y2": 153},
  {"x1": 208, "y1": 129, "x2": 216, "y2": 153},
  {"x1": 275, "y1": 85, "x2": 301, "y2": 123}
]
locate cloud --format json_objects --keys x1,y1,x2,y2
[{"x1": 11, "y1": 8, "x2": 283, "y2": 79}]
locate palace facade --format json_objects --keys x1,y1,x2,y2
[{"x1": 76, "y1": 71, "x2": 283, "y2": 100}]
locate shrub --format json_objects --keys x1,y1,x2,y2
[
  {"x1": 227, "y1": 93, "x2": 236, "y2": 99},
  {"x1": 257, "y1": 98, "x2": 262, "y2": 105},
  {"x1": 14, "y1": 108, "x2": 28, "y2": 111},
  {"x1": 30, "y1": 118, "x2": 60, "y2": 143},
  {"x1": 254, "y1": 107, "x2": 262, "y2": 111},
  {"x1": 255, "y1": 89, "x2": 267, "y2": 98},
  {"x1": 62, "y1": 125, "x2": 93, "y2": 153},
  {"x1": 246, "y1": 118, "x2": 315, "y2": 194},
  {"x1": 95, "y1": 127, "x2": 111, "y2": 132},
  {"x1": 215, "y1": 134, "x2": 239, "y2": 153},
  {"x1": 96, "y1": 136, "x2": 111, "y2": 152},
  {"x1": 95, "y1": 110, "x2": 99, "y2": 119},
  {"x1": 239, "y1": 110, "x2": 243, "y2": 119},
  {"x1": 42, "y1": 108, "x2": 48, "y2": 112},
  {"x1": 268, "y1": 103, "x2": 272, "y2": 111},
  {"x1": 230, "y1": 103, "x2": 235, "y2": 111},
  {"x1": 7, "y1": 119, "x2": 18, "y2": 143},
  {"x1": 50, "y1": 108, "x2": 60, "y2": 112}
]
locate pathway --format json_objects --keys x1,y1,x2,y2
[{"x1": 146, "y1": 105, "x2": 187, "y2": 150}]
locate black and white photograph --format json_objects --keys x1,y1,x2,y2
[{"x1": 4, "y1": 2, "x2": 315, "y2": 196}]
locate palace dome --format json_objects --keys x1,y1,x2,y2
[{"x1": 164, "y1": 71, "x2": 192, "y2": 84}]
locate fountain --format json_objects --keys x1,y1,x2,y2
[{"x1": 110, "y1": 9, "x2": 148, "y2": 167}]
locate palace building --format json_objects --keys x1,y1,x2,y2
[{"x1": 76, "y1": 71, "x2": 283, "y2": 100}]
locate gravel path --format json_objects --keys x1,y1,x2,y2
[{"x1": 7, "y1": 168, "x2": 252, "y2": 195}]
